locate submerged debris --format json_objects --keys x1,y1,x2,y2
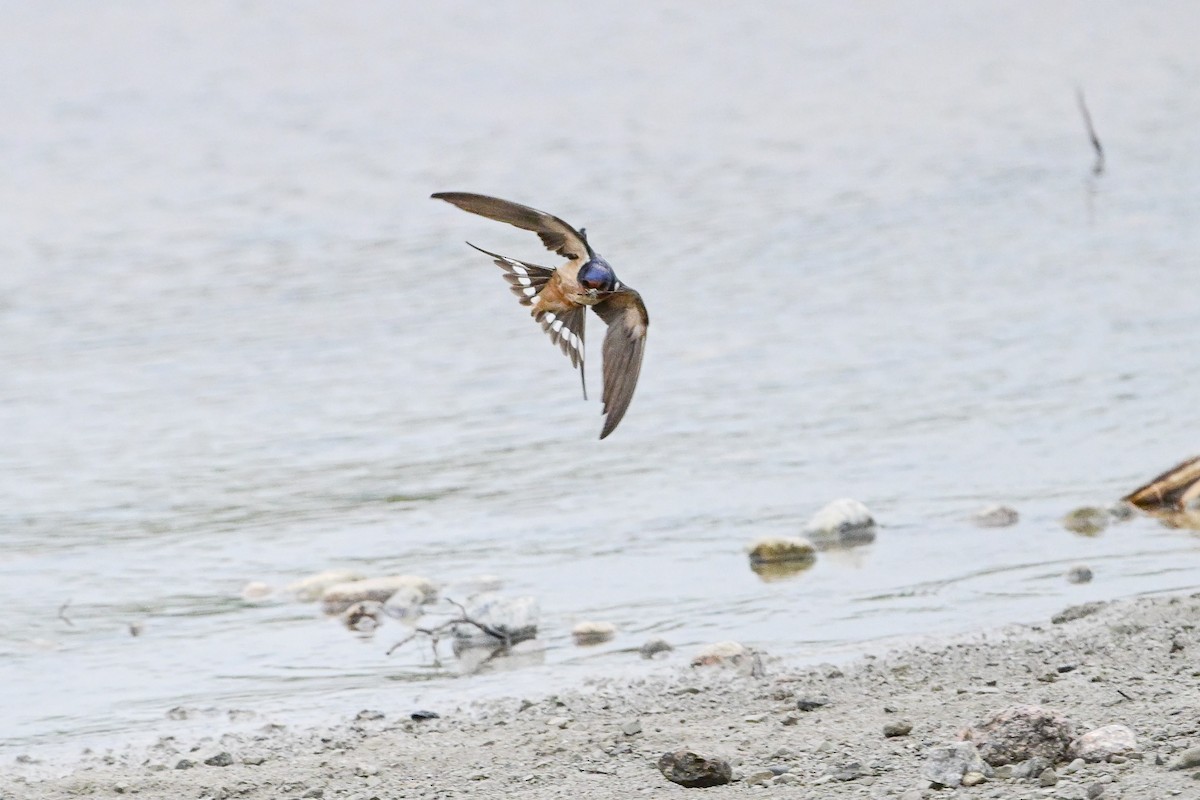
[
  {"x1": 1062, "y1": 507, "x2": 1108, "y2": 535},
  {"x1": 285, "y1": 569, "x2": 366, "y2": 602},
  {"x1": 804, "y1": 498, "x2": 876, "y2": 547},
  {"x1": 321, "y1": 575, "x2": 438, "y2": 615},
  {"x1": 571, "y1": 621, "x2": 617, "y2": 646},
  {"x1": 747, "y1": 536, "x2": 816, "y2": 565},
  {"x1": 972, "y1": 505, "x2": 1019, "y2": 528}
]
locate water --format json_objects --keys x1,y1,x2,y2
[{"x1": 3, "y1": 0, "x2": 1200, "y2": 757}]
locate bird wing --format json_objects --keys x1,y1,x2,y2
[
  {"x1": 466, "y1": 243, "x2": 588, "y2": 399},
  {"x1": 432, "y1": 192, "x2": 593, "y2": 261},
  {"x1": 591, "y1": 289, "x2": 649, "y2": 439}
]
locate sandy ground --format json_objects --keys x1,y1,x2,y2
[{"x1": 6, "y1": 593, "x2": 1200, "y2": 799}]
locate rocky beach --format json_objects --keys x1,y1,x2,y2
[{"x1": 7, "y1": 592, "x2": 1200, "y2": 799}]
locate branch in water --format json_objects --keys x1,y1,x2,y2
[{"x1": 1076, "y1": 87, "x2": 1105, "y2": 177}]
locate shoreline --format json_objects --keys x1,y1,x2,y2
[{"x1": 7, "y1": 593, "x2": 1200, "y2": 798}]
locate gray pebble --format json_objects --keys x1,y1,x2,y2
[
  {"x1": 1087, "y1": 783, "x2": 1106, "y2": 799},
  {"x1": 796, "y1": 696, "x2": 828, "y2": 712},
  {"x1": 883, "y1": 720, "x2": 913, "y2": 738},
  {"x1": 1039, "y1": 767, "x2": 1059, "y2": 787},
  {"x1": 203, "y1": 752, "x2": 233, "y2": 767},
  {"x1": 620, "y1": 719, "x2": 642, "y2": 736},
  {"x1": 174, "y1": 759, "x2": 194, "y2": 770},
  {"x1": 639, "y1": 638, "x2": 674, "y2": 659},
  {"x1": 1064, "y1": 757, "x2": 1086, "y2": 774},
  {"x1": 1067, "y1": 566, "x2": 1094, "y2": 584}
]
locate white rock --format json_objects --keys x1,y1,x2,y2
[
  {"x1": 571, "y1": 621, "x2": 617, "y2": 645},
  {"x1": 455, "y1": 593, "x2": 539, "y2": 646},
  {"x1": 382, "y1": 586, "x2": 428, "y2": 620},
  {"x1": 285, "y1": 569, "x2": 365, "y2": 602},
  {"x1": 972, "y1": 505, "x2": 1019, "y2": 528},
  {"x1": 240, "y1": 581, "x2": 273, "y2": 601},
  {"x1": 691, "y1": 641, "x2": 752, "y2": 668},
  {"x1": 321, "y1": 575, "x2": 437, "y2": 614},
  {"x1": 805, "y1": 498, "x2": 876, "y2": 539},
  {"x1": 1068, "y1": 724, "x2": 1138, "y2": 763}
]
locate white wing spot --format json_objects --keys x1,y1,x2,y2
[
  {"x1": 517, "y1": 275, "x2": 532, "y2": 287},
  {"x1": 551, "y1": 319, "x2": 564, "y2": 333},
  {"x1": 543, "y1": 312, "x2": 557, "y2": 324},
  {"x1": 511, "y1": 264, "x2": 528, "y2": 276},
  {"x1": 523, "y1": 286, "x2": 537, "y2": 296}
]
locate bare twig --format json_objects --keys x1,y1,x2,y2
[
  {"x1": 1076, "y1": 87, "x2": 1105, "y2": 176},
  {"x1": 58, "y1": 599, "x2": 74, "y2": 627},
  {"x1": 386, "y1": 596, "x2": 515, "y2": 656}
]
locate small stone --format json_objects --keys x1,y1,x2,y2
[
  {"x1": 767, "y1": 764, "x2": 789, "y2": 775},
  {"x1": 1067, "y1": 566, "x2": 1094, "y2": 584},
  {"x1": 1039, "y1": 767, "x2": 1058, "y2": 787},
  {"x1": 302, "y1": 790, "x2": 324, "y2": 799},
  {"x1": 993, "y1": 765, "x2": 1014, "y2": 779},
  {"x1": 883, "y1": 720, "x2": 913, "y2": 738},
  {"x1": 204, "y1": 752, "x2": 233, "y2": 767},
  {"x1": 321, "y1": 575, "x2": 437, "y2": 614},
  {"x1": 691, "y1": 641, "x2": 750, "y2": 668},
  {"x1": 1087, "y1": 783, "x2": 1106, "y2": 798},
  {"x1": 241, "y1": 754, "x2": 265, "y2": 766},
  {"x1": 174, "y1": 759, "x2": 194, "y2": 770},
  {"x1": 833, "y1": 762, "x2": 864, "y2": 781},
  {"x1": 743, "y1": 713, "x2": 767, "y2": 723},
  {"x1": 922, "y1": 742, "x2": 993, "y2": 788},
  {"x1": 746, "y1": 536, "x2": 817, "y2": 565},
  {"x1": 796, "y1": 696, "x2": 828, "y2": 712},
  {"x1": 1052, "y1": 602, "x2": 1106, "y2": 625},
  {"x1": 286, "y1": 569, "x2": 365, "y2": 602},
  {"x1": 547, "y1": 716, "x2": 570, "y2": 729},
  {"x1": 961, "y1": 771, "x2": 986, "y2": 786},
  {"x1": 746, "y1": 770, "x2": 775, "y2": 786},
  {"x1": 1169, "y1": 746, "x2": 1200, "y2": 770},
  {"x1": 621, "y1": 719, "x2": 642, "y2": 736},
  {"x1": 805, "y1": 498, "x2": 875, "y2": 536},
  {"x1": 657, "y1": 750, "x2": 733, "y2": 788},
  {"x1": 355, "y1": 764, "x2": 380, "y2": 778},
  {"x1": 639, "y1": 638, "x2": 673, "y2": 659},
  {"x1": 355, "y1": 710, "x2": 385, "y2": 721},
  {"x1": 773, "y1": 773, "x2": 799, "y2": 785},
  {"x1": 1012, "y1": 756, "x2": 1052, "y2": 779},
  {"x1": 1062, "y1": 507, "x2": 1108, "y2": 535},
  {"x1": 973, "y1": 505, "x2": 1019, "y2": 527},
  {"x1": 1069, "y1": 724, "x2": 1137, "y2": 763},
  {"x1": 1064, "y1": 757, "x2": 1086, "y2": 774},
  {"x1": 899, "y1": 791, "x2": 924, "y2": 800},
  {"x1": 571, "y1": 621, "x2": 617, "y2": 645},
  {"x1": 410, "y1": 710, "x2": 439, "y2": 721}
]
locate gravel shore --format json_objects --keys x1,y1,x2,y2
[{"x1": 7, "y1": 593, "x2": 1200, "y2": 799}]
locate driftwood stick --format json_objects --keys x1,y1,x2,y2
[
  {"x1": 386, "y1": 597, "x2": 512, "y2": 656},
  {"x1": 1076, "y1": 87, "x2": 1105, "y2": 176}
]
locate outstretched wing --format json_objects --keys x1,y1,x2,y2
[
  {"x1": 591, "y1": 289, "x2": 649, "y2": 439},
  {"x1": 535, "y1": 306, "x2": 588, "y2": 399},
  {"x1": 432, "y1": 192, "x2": 593, "y2": 261},
  {"x1": 464, "y1": 243, "x2": 588, "y2": 399},
  {"x1": 466, "y1": 242, "x2": 553, "y2": 307}
]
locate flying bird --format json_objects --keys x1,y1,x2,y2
[{"x1": 432, "y1": 192, "x2": 648, "y2": 439}]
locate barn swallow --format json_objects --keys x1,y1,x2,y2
[{"x1": 432, "y1": 192, "x2": 649, "y2": 439}]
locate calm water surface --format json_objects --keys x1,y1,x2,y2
[{"x1": 3, "y1": 1, "x2": 1200, "y2": 756}]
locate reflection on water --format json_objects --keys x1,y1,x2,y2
[{"x1": 3, "y1": 0, "x2": 1200, "y2": 755}]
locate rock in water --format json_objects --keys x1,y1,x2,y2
[
  {"x1": 639, "y1": 638, "x2": 673, "y2": 659},
  {"x1": 571, "y1": 621, "x2": 617, "y2": 645},
  {"x1": 1062, "y1": 507, "x2": 1108, "y2": 535},
  {"x1": 805, "y1": 498, "x2": 876, "y2": 545},
  {"x1": 657, "y1": 750, "x2": 733, "y2": 788},
  {"x1": 1069, "y1": 724, "x2": 1138, "y2": 763},
  {"x1": 962, "y1": 705, "x2": 1075, "y2": 766},
  {"x1": 972, "y1": 505, "x2": 1019, "y2": 527},
  {"x1": 922, "y1": 742, "x2": 993, "y2": 788},
  {"x1": 286, "y1": 569, "x2": 365, "y2": 602},
  {"x1": 746, "y1": 536, "x2": 817, "y2": 565},
  {"x1": 321, "y1": 575, "x2": 438, "y2": 614},
  {"x1": 691, "y1": 641, "x2": 750, "y2": 668},
  {"x1": 1066, "y1": 565, "x2": 1094, "y2": 584},
  {"x1": 455, "y1": 593, "x2": 539, "y2": 646}
]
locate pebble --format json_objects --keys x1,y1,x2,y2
[
  {"x1": 806, "y1": 498, "x2": 875, "y2": 536},
  {"x1": 972, "y1": 504, "x2": 1019, "y2": 528},
  {"x1": 1062, "y1": 507, "x2": 1108, "y2": 535},
  {"x1": 1069, "y1": 724, "x2": 1138, "y2": 763},
  {"x1": 657, "y1": 750, "x2": 733, "y2": 788},
  {"x1": 796, "y1": 695, "x2": 828, "y2": 712},
  {"x1": 410, "y1": 710, "x2": 439, "y2": 721},
  {"x1": 639, "y1": 638, "x2": 673, "y2": 659},
  {"x1": 961, "y1": 771, "x2": 986, "y2": 786},
  {"x1": 321, "y1": 575, "x2": 437, "y2": 614},
  {"x1": 1039, "y1": 766, "x2": 1059, "y2": 787},
  {"x1": 204, "y1": 752, "x2": 233, "y2": 767},
  {"x1": 546, "y1": 716, "x2": 570, "y2": 729},
  {"x1": 1063, "y1": 757, "x2": 1086, "y2": 774},
  {"x1": 175, "y1": 759, "x2": 194, "y2": 770},
  {"x1": 1087, "y1": 783, "x2": 1106, "y2": 799},
  {"x1": 1168, "y1": 746, "x2": 1200, "y2": 770},
  {"x1": 773, "y1": 773, "x2": 799, "y2": 785},
  {"x1": 620, "y1": 719, "x2": 642, "y2": 736},
  {"x1": 883, "y1": 720, "x2": 913, "y2": 738},
  {"x1": 240, "y1": 581, "x2": 273, "y2": 601},
  {"x1": 746, "y1": 536, "x2": 817, "y2": 565},
  {"x1": 746, "y1": 769, "x2": 775, "y2": 786},
  {"x1": 286, "y1": 569, "x2": 365, "y2": 602},
  {"x1": 1067, "y1": 565, "x2": 1094, "y2": 584},
  {"x1": 571, "y1": 621, "x2": 617, "y2": 645},
  {"x1": 241, "y1": 754, "x2": 266, "y2": 766},
  {"x1": 922, "y1": 742, "x2": 993, "y2": 788},
  {"x1": 1052, "y1": 602, "x2": 1106, "y2": 624},
  {"x1": 691, "y1": 641, "x2": 750, "y2": 668}
]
